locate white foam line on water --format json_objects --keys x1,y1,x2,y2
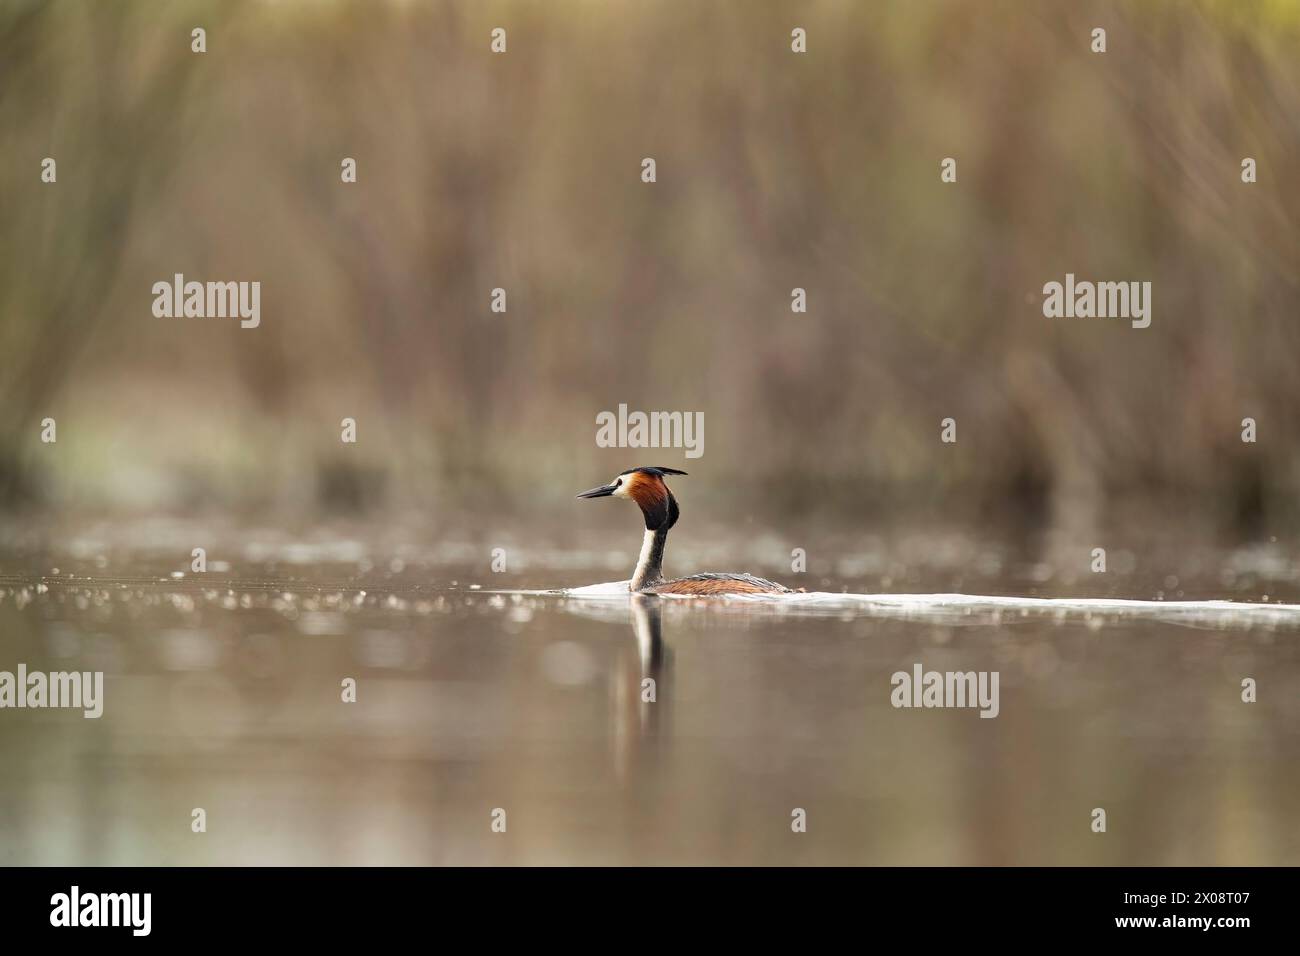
[
  {"x1": 785, "y1": 592, "x2": 1300, "y2": 613},
  {"x1": 492, "y1": 583, "x2": 1300, "y2": 628},
  {"x1": 774, "y1": 593, "x2": 1300, "y2": 627}
]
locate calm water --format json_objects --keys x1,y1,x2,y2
[{"x1": 1, "y1": 522, "x2": 1297, "y2": 865}]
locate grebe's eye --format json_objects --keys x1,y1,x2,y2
[{"x1": 614, "y1": 478, "x2": 623, "y2": 488}]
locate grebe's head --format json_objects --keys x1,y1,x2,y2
[{"x1": 577, "y1": 466, "x2": 686, "y2": 531}]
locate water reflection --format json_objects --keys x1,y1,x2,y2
[{"x1": 610, "y1": 595, "x2": 667, "y2": 781}]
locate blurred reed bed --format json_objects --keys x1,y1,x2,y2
[{"x1": 1, "y1": 0, "x2": 1298, "y2": 539}]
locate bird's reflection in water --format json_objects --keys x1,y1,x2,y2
[{"x1": 612, "y1": 595, "x2": 670, "y2": 784}]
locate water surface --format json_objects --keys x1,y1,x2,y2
[{"x1": 1, "y1": 525, "x2": 1297, "y2": 865}]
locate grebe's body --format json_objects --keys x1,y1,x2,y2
[{"x1": 577, "y1": 467, "x2": 791, "y2": 595}]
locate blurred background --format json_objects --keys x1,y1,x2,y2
[
  {"x1": 2, "y1": 1, "x2": 1300, "y2": 867},
  {"x1": 2, "y1": 0, "x2": 1299, "y2": 547}
]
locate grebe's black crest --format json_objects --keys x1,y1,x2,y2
[
  {"x1": 620, "y1": 466, "x2": 688, "y2": 478},
  {"x1": 576, "y1": 467, "x2": 791, "y2": 595}
]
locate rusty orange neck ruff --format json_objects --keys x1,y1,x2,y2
[{"x1": 623, "y1": 471, "x2": 678, "y2": 531}]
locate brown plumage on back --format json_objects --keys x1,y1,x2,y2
[
  {"x1": 575, "y1": 467, "x2": 791, "y2": 595},
  {"x1": 649, "y1": 573, "x2": 787, "y2": 595}
]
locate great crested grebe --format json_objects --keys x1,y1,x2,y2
[{"x1": 577, "y1": 467, "x2": 791, "y2": 595}]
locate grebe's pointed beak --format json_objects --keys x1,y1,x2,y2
[{"x1": 576, "y1": 482, "x2": 617, "y2": 499}]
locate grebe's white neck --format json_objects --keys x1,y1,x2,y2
[{"x1": 630, "y1": 526, "x2": 669, "y2": 591}]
